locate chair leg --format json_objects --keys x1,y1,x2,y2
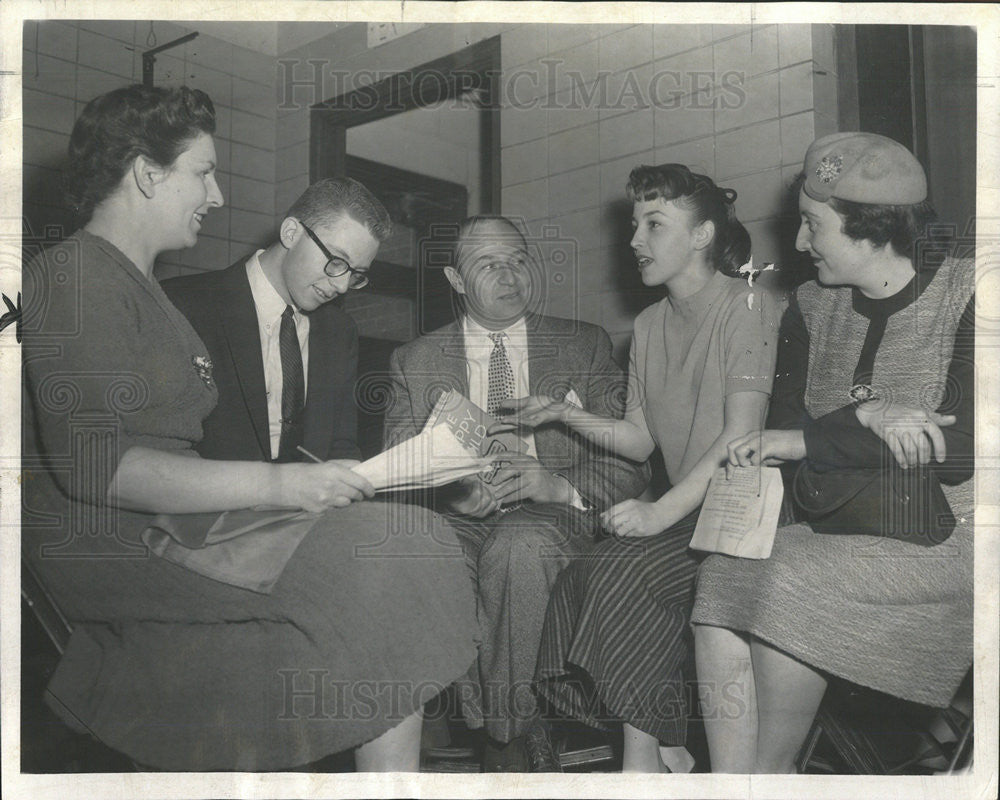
[
  {"x1": 946, "y1": 719, "x2": 973, "y2": 774},
  {"x1": 816, "y1": 705, "x2": 887, "y2": 773},
  {"x1": 796, "y1": 717, "x2": 824, "y2": 773}
]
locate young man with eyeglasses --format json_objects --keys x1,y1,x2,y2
[{"x1": 163, "y1": 177, "x2": 389, "y2": 464}]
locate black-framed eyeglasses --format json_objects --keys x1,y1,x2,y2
[{"x1": 300, "y1": 221, "x2": 370, "y2": 289}]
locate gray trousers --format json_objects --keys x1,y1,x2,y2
[{"x1": 448, "y1": 503, "x2": 598, "y2": 743}]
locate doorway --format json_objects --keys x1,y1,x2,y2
[
  {"x1": 309, "y1": 36, "x2": 501, "y2": 456},
  {"x1": 837, "y1": 25, "x2": 976, "y2": 233}
]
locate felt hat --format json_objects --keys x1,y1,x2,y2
[{"x1": 802, "y1": 132, "x2": 927, "y2": 204}]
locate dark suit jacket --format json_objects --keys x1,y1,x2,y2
[
  {"x1": 161, "y1": 261, "x2": 361, "y2": 463},
  {"x1": 384, "y1": 313, "x2": 649, "y2": 510}
]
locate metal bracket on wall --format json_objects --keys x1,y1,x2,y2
[{"x1": 142, "y1": 32, "x2": 199, "y2": 87}]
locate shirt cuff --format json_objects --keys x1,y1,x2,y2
[
  {"x1": 568, "y1": 486, "x2": 589, "y2": 511},
  {"x1": 553, "y1": 470, "x2": 593, "y2": 511}
]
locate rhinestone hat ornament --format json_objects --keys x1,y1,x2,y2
[{"x1": 815, "y1": 154, "x2": 843, "y2": 183}]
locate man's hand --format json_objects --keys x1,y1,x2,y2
[
  {"x1": 488, "y1": 453, "x2": 573, "y2": 505},
  {"x1": 855, "y1": 402, "x2": 955, "y2": 468},
  {"x1": 276, "y1": 459, "x2": 374, "y2": 512},
  {"x1": 446, "y1": 475, "x2": 501, "y2": 518}
]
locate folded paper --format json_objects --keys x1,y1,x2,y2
[{"x1": 422, "y1": 389, "x2": 527, "y2": 487}]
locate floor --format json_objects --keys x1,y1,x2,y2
[
  {"x1": 21, "y1": 603, "x2": 664, "y2": 774},
  {"x1": 21, "y1": 603, "x2": 967, "y2": 775}
]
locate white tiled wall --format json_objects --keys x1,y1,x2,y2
[
  {"x1": 22, "y1": 19, "x2": 278, "y2": 280},
  {"x1": 491, "y1": 23, "x2": 835, "y2": 354},
  {"x1": 23, "y1": 20, "x2": 837, "y2": 355}
]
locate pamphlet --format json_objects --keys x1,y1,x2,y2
[
  {"x1": 423, "y1": 389, "x2": 527, "y2": 486},
  {"x1": 690, "y1": 466, "x2": 783, "y2": 559}
]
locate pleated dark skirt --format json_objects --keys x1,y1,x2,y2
[
  {"x1": 534, "y1": 512, "x2": 701, "y2": 744},
  {"x1": 29, "y1": 499, "x2": 479, "y2": 771}
]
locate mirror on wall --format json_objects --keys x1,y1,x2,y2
[{"x1": 341, "y1": 92, "x2": 484, "y2": 342}]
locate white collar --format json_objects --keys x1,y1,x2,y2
[
  {"x1": 246, "y1": 249, "x2": 291, "y2": 322},
  {"x1": 462, "y1": 314, "x2": 529, "y2": 352}
]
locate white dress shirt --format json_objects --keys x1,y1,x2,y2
[
  {"x1": 462, "y1": 314, "x2": 586, "y2": 509},
  {"x1": 246, "y1": 251, "x2": 310, "y2": 460}
]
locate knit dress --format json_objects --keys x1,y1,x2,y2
[
  {"x1": 22, "y1": 231, "x2": 479, "y2": 770},
  {"x1": 691, "y1": 257, "x2": 975, "y2": 707},
  {"x1": 534, "y1": 271, "x2": 781, "y2": 744}
]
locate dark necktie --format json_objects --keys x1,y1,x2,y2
[
  {"x1": 277, "y1": 305, "x2": 305, "y2": 461},
  {"x1": 487, "y1": 331, "x2": 515, "y2": 416}
]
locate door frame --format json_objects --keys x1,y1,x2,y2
[{"x1": 309, "y1": 35, "x2": 501, "y2": 214}]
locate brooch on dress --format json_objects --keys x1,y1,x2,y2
[
  {"x1": 192, "y1": 355, "x2": 214, "y2": 388},
  {"x1": 816, "y1": 154, "x2": 843, "y2": 183},
  {"x1": 849, "y1": 383, "x2": 878, "y2": 404}
]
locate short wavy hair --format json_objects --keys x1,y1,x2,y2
[
  {"x1": 66, "y1": 84, "x2": 216, "y2": 221},
  {"x1": 285, "y1": 177, "x2": 392, "y2": 242},
  {"x1": 791, "y1": 171, "x2": 939, "y2": 260},
  {"x1": 828, "y1": 196, "x2": 938, "y2": 259}
]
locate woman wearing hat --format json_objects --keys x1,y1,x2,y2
[{"x1": 690, "y1": 132, "x2": 975, "y2": 773}]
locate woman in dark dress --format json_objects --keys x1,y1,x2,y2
[
  {"x1": 691, "y1": 132, "x2": 975, "y2": 773},
  {"x1": 22, "y1": 84, "x2": 478, "y2": 772}
]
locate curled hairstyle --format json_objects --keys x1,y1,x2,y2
[
  {"x1": 790, "y1": 172, "x2": 939, "y2": 262},
  {"x1": 66, "y1": 84, "x2": 216, "y2": 221},
  {"x1": 626, "y1": 164, "x2": 751, "y2": 274},
  {"x1": 828, "y1": 197, "x2": 938, "y2": 261},
  {"x1": 286, "y1": 177, "x2": 392, "y2": 242}
]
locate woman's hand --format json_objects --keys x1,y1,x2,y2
[
  {"x1": 726, "y1": 429, "x2": 806, "y2": 477},
  {"x1": 488, "y1": 395, "x2": 571, "y2": 433},
  {"x1": 601, "y1": 499, "x2": 672, "y2": 538},
  {"x1": 854, "y1": 402, "x2": 955, "y2": 468},
  {"x1": 276, "y1": 460, "x2": 375, "y2": 512}
]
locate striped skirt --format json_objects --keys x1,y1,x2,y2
[{"x1": 534, "y1": 511, "x2": 702, "y2": 744}]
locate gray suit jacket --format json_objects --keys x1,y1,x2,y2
[{"x1": 383, "y1": 313, "x2": 649, "y2": 509}]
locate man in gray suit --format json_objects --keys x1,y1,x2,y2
[{"x1": 384, "y1": 215, "x2": 648, "y2": 767}]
